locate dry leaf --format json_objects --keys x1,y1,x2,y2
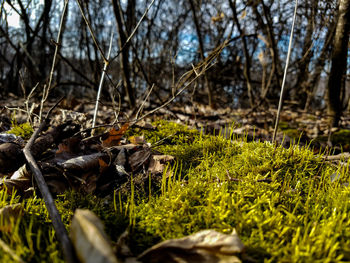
[
  {"x1": 129, "y1": 147, "x2": 152, "y2": 172},
  {"x1": 1, "y1": 178, "x2": 31, "y2": 194},
  {"x1": 102, "y1": 123, "x2": 129, "y2": 147},
  {"x1": 148, "y1": 155, "x2": 174, "y2": 174},
  {"x1": 0, "y1": 203, "x2": 23, "y2": 232},
  {"x1": 0, "y1": 142, "x2": 24, "y2": 173},
  {"x1": 138, "y1": 229, "x2": 244, "y2": 263},
  {"x1": 62, "y1": 153, "x2": 107, "y2": 171},
  {"x1": 70, "y1": 209, "x2": 120, "y2": 263},
  {"x1": 129, "y1": 135, "x2": 146, "y2": 145},
  {"x1": 11, "y1": 164, "x2": 30, "y2": 180}
]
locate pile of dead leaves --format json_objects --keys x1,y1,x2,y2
[{"x1": 0, "y1": 120, "x2": 174, "y2": 198}]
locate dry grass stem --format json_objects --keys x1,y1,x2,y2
[{"x1": 272, "y1": 0, "x2": 298, "y2": 142}]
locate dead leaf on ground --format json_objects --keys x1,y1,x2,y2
[
  {"x1": 148, "y1": 155, "x2": 174, "y2": 175},
  {"x1": 137, "y1": 229, "x2": 245, "y2": 263},
  {"x1": 62, "y1": 152, "x2": 107, "y2": 171},
  {"x1": 0, "y1": 142, "x2": 24, "y2": 174},
  {"x1": 129, "y1": 146, "x2": 152, "y2": 172},
  {"x1": 70, "y1": 209, "x2": 120, "y2": 263},
  {"x1": 0, "y1": 178, "x2": 31, "y2": 195},
  {"x1": 0, "y1": 203, "x2": 23, "y2": 232},
  {"x1": 102, "y1": 123, "x2": 129, "y2": 147},
  {"x1": 129, "y1": 135, "x2": 146, "y2": 145}
]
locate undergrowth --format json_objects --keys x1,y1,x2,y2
[{"x1": 1, "y1": 120, "x2": 350, "y2": 262}]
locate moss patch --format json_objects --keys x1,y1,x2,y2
[{"x1": 2, "y1": 120, "x2": 350, "y2": 262}]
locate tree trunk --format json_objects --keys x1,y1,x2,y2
[
  {"x1": 229, "y1": 0, "x2": 254, "y2": 108},
  {"x1": 327, "y1": 0, "x2": 350, "y2": 127},
  {"x1": 188, "y1": 0, "x2": 213, "y2": 107},
  {"x1": 111, "y1": 0, "x2": 136, "y2": 108}
]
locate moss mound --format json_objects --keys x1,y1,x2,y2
[{"x1": 2, "y1": 120, "x2": 350, "y2": 262}]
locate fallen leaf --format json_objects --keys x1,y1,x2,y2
[
  {"x1": 148, "y1": 155, "x2": 174, "y2": 174},
  {"x1": 70, "y1": 209, "x2": 120, "y2": 263},
  {"x1": 62, "y1": 153, "x2": 107, "y2": 171},
  {"x1": 102, "y1": 123, "x2": 129, "y2": 147},
  {"x1": 0, "y1": 203, "x2": 23, "y2": 232},
  {"x1": 129, "y1": 147, "x2": 152, "y2": 172},
  {"x1": 11, "y1": 164, "x2": 30, "y2": 180},
  {"x1": 138, "y1": 229, "x2": 245, "y2": 263},
  {"x1": 0, "y1": 142, "x2": 24, "y2": 173},
  {"x1": 1, "y1": 178, "x2": 31, "y2": 194},
  {"x1": 129, "y1": 135, "x2": 146, "y2": 145}
]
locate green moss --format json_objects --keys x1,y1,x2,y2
[
  {"x1": 7, "y1": 122, "x2": 34, "y2": 140},
  {"x1": 2, "y1": 120, "x2": 350, "y2": 262}
]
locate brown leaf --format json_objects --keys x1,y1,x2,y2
[
  {"x1": 138, "y1": 229, "x2": 245, "y2": 263},
  {"x1": 0, "y1": 203, "x2": 23, "y2": 232},
  {"x1": 70, "y1": 209, "x2": 119, "y2": 263},
  {"x1": 62, "y1": 153, "x2": 107, "y2": 171},
  {"x1": 0, "y1": 142, "x2": 24, "y2": 173},
  {"x1": 148, "y1": 155, "x2": 174, "y2": 175},
  {"x1": 129, "y1": 147, "x2": 152, "y2": 172},
  {"x1": 128, "y1": 135, "x2": 146, "y2": 145},
  {"x1": 56, "y1": 137, "x2": 81, "y2": 155},
  {"x1": 1, "y1": 178, "x2": 31, "y2": 194},
  {"x1": 102, "y1": 123, "x2": 129, "y2": 147},
  {"x1": 79, "y1": 171, "x2": 98, "y2": 194},
  {"x1": 99, "y1": 158, "x2": 110, "y2": 174}
]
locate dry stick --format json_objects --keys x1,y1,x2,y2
[
  {"x1": 136, "y1": 42, "x2": 226, "y2": 123},
  {"x1": 23, "y1": 98, "x2": 76, "y2": 263},
  {"x1": 110, "y1": 0, "x2": 155, "y2": 63},
  {"x1": 75, "y1": 0, "x2": 107, "y2": 63},
  {"x1": 135, "y1": 84, "x2": 155, "y2": 120},
  {"x1": 39, "y1": 0, "x2": 69, "y2": 123},
  {"x1": 272, "y1": 0, "x2": 298, "y2": 143},
  {"x1": 92, "y1": 32, "x2": 114, "y2": 135},
  {"x1": 73, "y1": 42, "x2": 226, "y2": 137}
]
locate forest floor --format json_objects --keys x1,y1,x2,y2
[{"x1": 1, "y1": 97, "x2": 350, "y2": 262}]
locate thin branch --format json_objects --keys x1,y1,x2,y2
[
  {"x1": 23, "y1": 98, "x2": 76, "y2": 263},
  {"x1": 272, "y1": 0, "x2": 298, "y2": 143},
  {"x1": 135, "y1": 84, "x2": 155, "y2": 120},
  {"x1": 39, "y1": 0, "x2": 69, "y2": 122},
  {"x1": 92, "y1": 31, "x2": 114, "y2": 135},
  {"x1": 75, "y1": 0, "x2": 107, "y2": 63},
  {"x1": 110, "y1": 0, "x2": 155, "y2": 63}
]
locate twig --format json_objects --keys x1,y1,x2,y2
[
  {"x1": 39, "y1": 0, "x2": 69, "y2": 122},
  {"x1": 110, "y1": 0, "x2": 155, "y2": 63},
  {"x1": 24, "y1": 82, "x2": 39, "y2": 125},
  {"x1": 75, "y1": 0, "x2": 107, "y2": 63},
  {"x1": 272, "y1": 0, "x2": 298, "y2": 142},
  {"x1": 135, "y1": 41, "x2": 226, "y2": 123},
  {"x1": 135, "y1": 84, "x2": 155, "y2": 120},
  {"x1": 92, "y1": 31, "x2": 114, "y2": 135},
  {"x1": 23, "y1": 98, "x2": 76, "y2": 263}
]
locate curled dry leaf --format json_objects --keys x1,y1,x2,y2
[
  {"x1": 0, "y1": 203, "x2": 23, "y2": 232},
  {"x1": 1, "y1": 178, "x2": 31, "y2": 195},
  {"x1": 102, "y1": 123, "x2": 129, "y2": 147},
  {"x1": 148, "y1": 155, "x2": 174, "y2": 174},
  {"x1": 138, "y1": 229, "x2": 245, "y2": 263},
  {"x1": 129, "y1": 147, "x2": 152, "y2": 172},
  {"x1": 70, "y1": 209, "x2": 120, "y2": 263},
  {"x1": 62, "y1": 152, "x2": 107, "y2": 171},
  {"x1": 11, "y1": 164, "x2": 31, "y2": 180},
  {"x1": 128, "y1": 135, "x2": 146, "y2": 145}
]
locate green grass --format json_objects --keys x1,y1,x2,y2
[{"x1": 1, "y1": 120, "x2": 350, "y2": 262}]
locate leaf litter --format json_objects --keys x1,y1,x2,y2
[{"x1": 1, "y1": 100, "x2": 349, "y2": 262}]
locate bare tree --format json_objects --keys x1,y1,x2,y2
[{"x1": 327, "y1": 0, "x2": 350, "y2": 126}]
